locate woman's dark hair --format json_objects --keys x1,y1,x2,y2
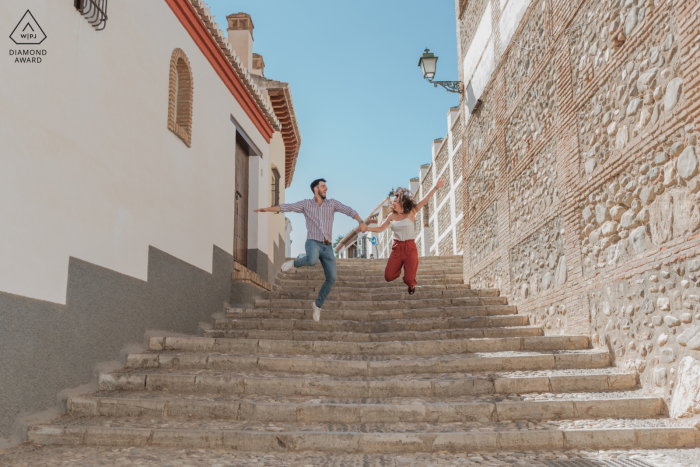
[
  {"x1": 310, "y1": 178, "x2": 326, "y2": 193},
  {"x1": 392, "y1": 187, "x2": 417, "y2": 214}
]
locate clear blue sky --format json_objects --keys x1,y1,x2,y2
[{"x1": 207, "y1": 0, "x2": 459, "y2": 256}]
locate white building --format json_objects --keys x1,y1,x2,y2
[
  {"x1": 336, "y1": 200, "x2": 388, "y2": 259},
  {"x1": 366, "y1": 107, "x2": 464, "y2": 259},
  {"x1": 0, "y1": 1, "x2": 300, "y2": 445},
  {"x1": 415, "y1": 106, "x2": 465, "y2": 257}
]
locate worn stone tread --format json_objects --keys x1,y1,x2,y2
[
  {"x1": 144, "y1": 335, "x2": 591, "y2": 357},
  {"x1": 256, "y1": 297, "x2": 508, "y2": 310},
  {"x1": 66, "y1": 390, "x2": 666, "y2": 423},
  {"x1": 28, "y1": 417, "x2": 699, "y2": 452},
  {"x1": 203, "y1": 325, "x2": 543, "y2": 342},
  {"x1": 115, "y1": 350, "x2": 609, "y2": 384},
  {"x1": 264, "y1": 290, "x2": 504, "y2": 301},
  {"x1": 213, "y1": 314, "x2": 528, "y2": 333},
  {"x1": 99, "y1": 367, "x2": 637, "y2": 397},
  {"x1": 5, "y1": 446, "x2": 700, "y2": 467},
  {"x1": 227, "y1": 306, "x2": 518, "y2": 321}
]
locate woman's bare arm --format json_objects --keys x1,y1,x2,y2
[
  {"x1": 365, "y1": 213, "x2": 393, "y2": 233},
  {"x1": 414, "y1": 178, "x2": 446, "y2": 212}
]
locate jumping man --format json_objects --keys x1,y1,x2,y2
[{"x1": 254, "y1": 178, "x2": 367, "y2": 322}]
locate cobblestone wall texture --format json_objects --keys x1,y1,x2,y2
[
  {"x1": 436, "y1": 167, "x2": 452, "y2": 206},
  {"x1": 457, "y1": 0, "x2": 700, "y2": 397},
  {"x1": 439, "y1": 231, "x2": 454, "y2": 256},
  {"x1": 469, "y1": 201, "x2": 498, "y2": 266},
  {"x1": 467, "y1": 142, "x2": 499, "y2": 217},
  {"x1": 435, "y1": 140, "x2": 449, "y2": 175},
  {"x1": 452, "y1": 141, "x2": 464, "y2": 185},
  {"x1": 438, "y1": 200, "x2": 452, "y2": 235},
  {"x1": 456, "y1": 216, "x2": 465, "y2": 252},
  {"x1": 509, "y1": 140, "x2": 559, "y2": 233},
  {"x1": 469, "y1": 258, "x2": 504, "y2": 290}
]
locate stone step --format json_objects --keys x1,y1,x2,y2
[
  {"x1": 65, "y1": 391, "x2": 666, "y2": 423},
  {"x1": 124, "y1": 349, "x2": 605, "y2": 378},
  {"x1": 227, "y1": 305, "x2": 517, "y2": 321},
  {"x1": 283, "y1": 271, "x2": 464, "y2": 280},
  {"x1": 295, "y1": 284, "x2": 476, "y2": 294},
  {"x1": 213, "y1": 314, "x2": 529, "y2": 333},
  {"x1": 289, "y1": 262, "x2": 464, "y2": 270},
  {"x1": 28, "y1": 418, "x2": 699, "y2": 452},
  {"x1": 145, "y1": 335, "x2": 588, "y2": 357},
  {"x1": 277, "y1": 278, "x2": 466, "y2": 288},
  {"x1": 98, "y1": 368, "x2": 639, "y2": 397},
  {"x1": 203, "y1": 325, "x2": 543, "y2": 342},
  {"x1": 255, "y1": 297, "x2": 505, "y2": 311},
  {"x1": 335, "y1": 255, "x2": 464, "y2": 264},
  {"x1": 264, "y1": 289, "x2": 497, "y2": 301},
  {"x1": 329, "y1": 283, "x2": 476, "y2": 292}
]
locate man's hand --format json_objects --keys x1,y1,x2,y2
[
  {"x1": 254, "y1": 207, "x2": 268, "y2": 213},
  {"x1": 359, "y1": 222, "x2": 368, "y2": 233}
]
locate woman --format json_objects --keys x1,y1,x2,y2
[{"x1": 365, "y1": 178, "x2": 445, "y2": 294}]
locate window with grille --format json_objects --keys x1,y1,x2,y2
[{"x1": 75, "y1": 0, "x2": 108, "y2": 30}]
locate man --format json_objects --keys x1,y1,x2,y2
[{"x1": 254, "y1": 179, "x2": 367, "y2": 322}]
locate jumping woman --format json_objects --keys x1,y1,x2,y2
[{"x1": 365, "y1": 177, "x2": 445, "y2": 295}]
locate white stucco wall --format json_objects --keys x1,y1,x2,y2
[
  {"x1": 0, "y1": 1, "x2": 270, "y2": 304},
  {"x1": 500, "y1": 0, "x2": 533, "y2": 51},
  {"x1": 267, "y1": 131, "x2": 288, "y2": 267},
  {"x1": 462, "y1": 3, "x2": 492, "y2": 92}
]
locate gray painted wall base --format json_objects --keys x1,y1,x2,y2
[
  {"x1": 247, "y1": 248, "x2": 269, "y2": 283},
  {"x1": 0, "y1": 245, "x2": 234, "y2": 439}
]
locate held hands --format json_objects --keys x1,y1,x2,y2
[
  {"x1": 359, "y1": 222, "x2": 368, "y2": 233},
  {"x1": 435, "y1": 177, "x2": 446, "y2": 190}
]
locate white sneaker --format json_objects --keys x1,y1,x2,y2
[
  {"x1": 312, "y1": 302, "x2": 321, "y2": 322},
  {"x1": 281, "y1": 259, "x2": 296, "y2": 273}
]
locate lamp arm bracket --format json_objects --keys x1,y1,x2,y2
[{"x1": 426, "y1": 78, "x2": 463, "y2": 94}]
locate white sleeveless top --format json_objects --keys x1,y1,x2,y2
[{"x1": 390, "y1": 217, "x2": 415, "y2": 241}]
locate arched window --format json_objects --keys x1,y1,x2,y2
[{"x1": 167, "y1": 48, "x2": 193, "y2": 147}]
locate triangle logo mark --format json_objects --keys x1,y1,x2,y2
[{"x1": 10, "y1": 10, "x2": 46, "y2": 45}]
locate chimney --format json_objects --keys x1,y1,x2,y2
[
  {"x1": 409, "y1": 177, "x2": 419, "y2": 195},
  {"x1": 431, "y1": 138, "x2": 443, "y2": 161},
  {"x1": 226, "y1": 13, "x2": 254, "y2": 70},
  {"x1": 251, "y1": 53, "x2": 265, "y2": 77}
]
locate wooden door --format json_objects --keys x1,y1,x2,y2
[{"x1": 234, "y1": 140, "x2": 249, "y2": 267}]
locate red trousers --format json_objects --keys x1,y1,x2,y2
[{"x1": 384, "y1": 240, "x2": 418, "y2": 287}]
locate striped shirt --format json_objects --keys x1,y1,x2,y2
[{"x1": 279, "y1": 198, "x2": 358, "y2": 243}]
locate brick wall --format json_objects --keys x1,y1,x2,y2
[{"x1": 456, "y1": 0, "x2": 700, "y2": 391}]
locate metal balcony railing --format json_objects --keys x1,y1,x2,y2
[{"x1": 75, "y1": 0, "x2": 108, "y2": 31}]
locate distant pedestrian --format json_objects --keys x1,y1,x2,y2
[
  {"x1": 363, "y1": 178, "x2": 445, "y2": 294},
  {"x1": 370, "y1": 254, "x2": 374, "y2": 259},
  {"x1": 255, "y1": 178, "x2": 367, "y2": 321}
]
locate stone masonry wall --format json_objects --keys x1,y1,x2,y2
[{"x1": 457, "y1": 0, "x2": 700, "y2": 397}]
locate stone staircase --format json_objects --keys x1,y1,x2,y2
[{"x1": 28, "y1": 255, "x2": 699, "y2": 453}]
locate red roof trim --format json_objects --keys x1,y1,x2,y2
[{"x1": 164, "y1": 0, "x2": 274, "y2": 143}]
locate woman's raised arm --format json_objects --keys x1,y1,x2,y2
[{"x1": 414, "y1": 177, "x2": 446, "y2": 212}]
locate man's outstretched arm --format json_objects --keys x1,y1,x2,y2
[
  {"x1": 333, "y1": 200, "x2": 367, "y2": 232},
  {"x1": 254, "y1": 205, "x2": 281, "y2": 213},
  {"x1": 255, "y1": 200, "x2": 305, "y2": 214}
]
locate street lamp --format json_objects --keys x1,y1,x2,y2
[{"x1": 418, "y1": 49, "x2": 463, "y2": 94}]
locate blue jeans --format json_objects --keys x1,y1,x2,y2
[{"x1": 294, "y1": 240, "x2": 337, "y2": 308}]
